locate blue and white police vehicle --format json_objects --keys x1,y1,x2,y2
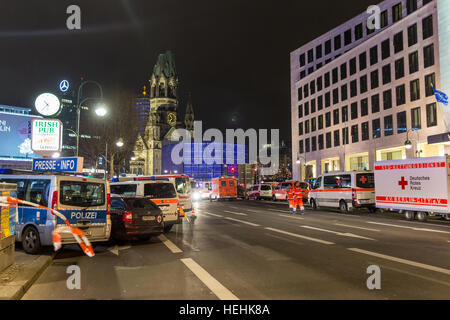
[{"x1": 0, "y1": 167, "x2": 111, "y2": 254}]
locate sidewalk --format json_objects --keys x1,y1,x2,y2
[{"x1": 0, "y1": 247, "x2": 54, "y2": 300}]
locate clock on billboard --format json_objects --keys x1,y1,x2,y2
[
  {"x1": 35, "y1": 93, "x2": 61, "y2": 117},
  {"x1": 167, "y1": 112, "x2": 177, "y2": 126}
]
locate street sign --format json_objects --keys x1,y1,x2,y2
[
  {"x1": 31, "y1": 119, "x2": 62, "y2": 157},
  {"x1": 32, "y1": 157, "x2": 84, "y2": 173}
]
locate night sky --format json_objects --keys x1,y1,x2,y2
[{"x1": 0, "y1": 0, "x2": 376, "y2": 142}]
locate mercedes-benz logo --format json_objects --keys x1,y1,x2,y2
[{"x1": 59, "y1": 80, "x2": 70, "y2": 92}]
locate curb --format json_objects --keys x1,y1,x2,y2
[{"x1": 0, "y1": 253, "x2": 55, "y2": 300}]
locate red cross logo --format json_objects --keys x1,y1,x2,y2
[
  {"x1": 359, "y1": 176, "x2": 367, "y2": 184},
  {"x1": 336, "y1": 178, "x2": 342, "y2": 185},
  {"x1": 398, "y1": 176, "x2": 408, "y2": 190}
]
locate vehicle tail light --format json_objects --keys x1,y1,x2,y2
[
  {"x1": 157, "y1": 215, "x2": 162, "y2": 223},
  {"x1": 107, "y1": 193, "x2": 111, "y2": 216},
  {"x1": 51, "y1": 191, "x2": 58, "y2": 210},
  {"x1": 352, "y1": 189, "x2": 356, "y2": 201},
  {"x1": 123, "y1": 211, "x2": 133, "y2": 222}
]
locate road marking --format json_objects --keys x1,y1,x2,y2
[
  {"x1": 367, "y1": 221, "x2": 450, "y2": 234},
  {"x1": 245, "y1": 209, "x2": 263, "y2": 213},
  {"x1": 334, "y1": 223, "x2": 380, "y2": 232},
  {"x1": 265, "y1": 227, "x2": 334, "y2": 245},
  {"x1": 158, "y1": 234, "x2": 182, "y2": 253},
  {"x1": 301, "y1": 225, "x2": 376, "y2": 241},
  {"x1": 180, "y1": 258, "x2": 239, "y2": 300},
  {"x1": 268, "y1": 208, "x2": 291, "y2": 213},
  {"x1": 278, "y1": 214, "x2": 304, "y2": 220},
  {"x1": 381, "y1": 265, "x2": 450, "y2": 287},
  {"x1": 224, "y1": 217, "x2": 260, "y2": 227},
  {"x1": 224, "y1": 210, "x2": 248, "y2": 216},
  {"x1": 348, "y1": 248, "x2": 450, "y2": 276},
  {"x1": 203, "y1": 212, "x2": 224, "y2": 218},
  {"x1": 107, "y1": 244, "x2": 131, "y2": 256}
]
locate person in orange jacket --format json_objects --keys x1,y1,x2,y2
[
  {"x1": 287, "y1": 183, "x2": 295, "y2": 213},
  {"x1": 293, "y1": 181, "x2": 305, "y2": 215}
]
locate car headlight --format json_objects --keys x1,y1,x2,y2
[{"x1": 192, "y1": 191, "x2": 201, "y2": 201}]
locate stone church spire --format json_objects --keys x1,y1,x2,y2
[{"x1": 185, "y1": 93, "x2": 195, "y2": 132}]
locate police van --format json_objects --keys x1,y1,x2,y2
[
  {"x1": 110, "y1": 179, "x2": 181, "y2": 233},
  {"x1": 308, "y1": 171, "x2": 375, "y2": 213},
  {"x1": 0, "y1": 172, "x2": 111, "y2": 254}
]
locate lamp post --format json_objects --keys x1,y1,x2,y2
[{"x1": 75, "y1": 80, "x2": 104, "y2": 157}]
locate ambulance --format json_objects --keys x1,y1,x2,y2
[
  {"x1": 309, "y1": 171, "x2": 375, "y2": 213},
  {"x1": 374, "y1": 156, "x2": 450, "y2": 222},
  {"x1": 210, "y1": 177, "x2": 237, "y2": 201}
]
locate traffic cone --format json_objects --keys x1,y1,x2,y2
[{"x1": 191, "y1": 207, "x2": 196, "y2": 217}]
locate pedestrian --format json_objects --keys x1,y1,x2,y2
[
  {"x1": 293, "y1": 181, "x2": 305, "y2": 215},
  {"x1": 287, "y1": 183, "x2": 295, "y2": 214}
]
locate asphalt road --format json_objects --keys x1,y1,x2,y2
[{"x1": 22, "y1": 199, "x2": 450, "y2": 299}]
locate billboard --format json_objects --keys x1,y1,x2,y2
[
  {"x1": 31, "y1": 118, "x2": 63, "y2": 157},
  {"x1": 0, "y1": 111, "x2": 41, "y2": 159}
]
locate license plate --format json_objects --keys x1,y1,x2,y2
[
  {"x1": 160, "y1": 206, "x2": 169, "y2": 211},
  {"x1": 142, "y1": 216, "x2": 155, "y2": 221}
]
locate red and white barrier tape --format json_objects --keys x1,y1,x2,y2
[{"x1": 0, "y1": 196, "x2": 95, "y2": 257}]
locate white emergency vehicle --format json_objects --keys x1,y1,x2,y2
[
  {"x1": 309, "y1": 171, "x2": 376, "y2": 212},
  {"x1": 374, "y1": 156, "x2": 450, "y2": 222}
]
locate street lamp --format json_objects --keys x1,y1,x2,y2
[
  {"x1": 116, "y1": 138, "x2": 124, "y2": 148},
  {"x1": 95, "y1": 104, "x2": 108, "y2": 117},
  {"x1": 404, "y1": 128, "x2": 416, "y2": 150},
  {"x1": 76, "y1": 80, "x2": 104, "y2": 157}
]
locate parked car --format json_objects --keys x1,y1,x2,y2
[
  {"x1": 237, "y1": 184, "x2": 246, "y2": 199},
  {"x1": 246, "y1": 183, "x2": 273, "y2": 200},
  {"x1": 272, "y1": 181, "x2": 309, "y2": 202},
  {"x1": 110, "y1": 195, "x2": 164, "y2": 241}
]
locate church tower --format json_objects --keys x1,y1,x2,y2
[{"x1": 185, "y1": 93, "x2": 195, "y2": 135}]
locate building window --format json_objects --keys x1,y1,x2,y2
[
  {"x1": 407, "y1": 0, "x2": 417, "y2": 14},
  {"x1": 298, "y1": 104, "x2": 303, "y2": 118},
  {"x1": 317, "y1": 76, "x2": 323, "y2": 91},
  {"x1": 308, "y1": 66, "x2": 314, "y2": 74},
  {"x1": 298, "y1": 88, "x2": 303, "y2": 101},
  {"x1": 362, "y1": 122, "x2": 369, "y2": 141},
  {"x1": 342, "y1": 127, "x2": 349, "y2": 145},
  {"x1": 332, "y1": 67, "x2": 339, "y2": 84},
  {"x1": 325, "y1": 40, "x2": 331, "y2": 55},
  {"x1": 325, "y1": 92, "x2": 331, "y2": 107},
  {"x1": 305, "y1": 119, "x2": 310, "y2": 134},
  {"x1": 334, "y1": 35, "x2": 341, "y2": 50},
  {"x1": 311, "y1": 117, "x2": 317, "y2": 131},
  {"x1": 381, "y1": 39, "x2": 390, "y2": 59},
  {"x1": 339, "y1": 106, "x2": 347, "y2": 123},
  {"x1": 359, "y1": 52, "x2": 367, "y2": 70},
  {"x1": 305, "y1": 138, "x2": 310, "y2": 153},
  {"x1": 367, "y1": 22, "x2": 375, "y2": 35},
  {"x1": 408, "y1": 24, "x2": 418, "y2": 46},
  {"x1": 326, "y1": 132, "x2": 332, "y2": 148},
  {"x1": 370, "y1": 70, "x2": 379, "y2": 89},
  {"x1": 350, "y1": 79, "x2": 357, "y2": 97},
  {"x1": 409, "y1": 51, "x2": 419, "y2": 74},
  {"x1": 344, "y1": 29, "x2": 352, "y2": 46},
  {"x1": 395, "y1": 58, "x2": 405, "y2": 79},
  {"x1": 318, "y1": 134, "x2": 324, "y2": 150},
  {"x1": 324, "y1": 72, "x2": 330, "y2": 87},
  {"x1": 298, "y1": 122, "x2": 303, "y2": 135},
  {"x1": 351, "y1": 124, "x2": 359, "y2": 143},
  {"x1": 325, "y1": 112, "x2": 331, "y2": 127},
  {"x1": 308, "y1": 49, "x2": 314, "y2": 63},
  {"x1": 381, "y1": 10, "x2": 388, "y2": 28},
  {"x1": 318, "y1": 95, "x2": 323, "y2": 110},
  {"x1": 299, "y1": 53, "x2": 306, "y2": 67},
  {"x1": 371, "y1": 94, "x2": 380, "y2": 113},
  {"x1": 311, "y1": 99, "x2": 316, "y2": 113},
  {"x1": 397, "y1": 111, "x2": 407, "y2": 134},
  {"x1": 393, "y1": 31, "x2": 403, "y2": 53},
  {"x1": 333, "y1": 108, "x2": 340, "y2": 125},
  {"x1": 312, "y1": 136, "x2": 317, "y2": 151},
  {"x1": 318, "y1": 114, "x2": 324, "y2": 129},
  {"x1": 384, "y1": 115, "x2": 393, "y2": 136},
  {"x1": 396, "y1": 84, "x2": 406, "y2": 106},
  {"x1": 351, "y1": 102, "x2": 358, "y2": 120},
  {"x1": 340, "y1": 63, "x2": 347, "y2": 80},
  {"x1": 304, "y1": 85, "x2": 309, "y2": 98},
  {"x1": 300, "y1": 71, "x2": 306, "y2": 79},
  {"x1": 372, "y1": 118, "x2": 381, "y2": 139},
  {"x1": 333, "y1": 88, "x2": 339, "y2": 104},
  {"x1": 360, "y1": 75, "x2": 368, "y2": 94},
  {"x1": 410, "y1": 79, "x2": 420, "y2": 101},
  {"x1": 350, "y1": 57, "x2": 357, "y2": 75},
  {"x1": 341, "y1": 84, "x2": 348, "y2": 101},
  {"x1": 355, "y1": 23, "x2": 363, "y2": 40},
  {"x1": 316, "y1": 44, "x2": 322, "y2": 59},
  {"x1": 392, "y1": 3, "x2": 402, "y2": 23},
  {"x1": 299, "y1": 140, "x2": 304, "y2": 154},
  {"x1": 382, "y1": 64, "x2": 391, "y2": 84},
  {"x1": 427, "y1": 102, "x2": 437, "y2": 127},
  {"x1": 361, "y1": 98, "x2": 368, "y2": 117},
  {"x1": 424, "y1": 44, "x2": 435, "y2": 68},
  {"x1": 425, "y1": 73, "x2": 435, "y2": 97},
  {"x1": 422, "y1": 15, "x2": 434, "y2": 40},
  {"x1": 411, "y1": 107, "x2": 421, "y2": 130},
  {"x1": 310, "y1": 80, "x2": 316, "y2": 95},
  {"x1": 383, "y1": 89, "x2": 392, "y2": 110},
  {"x1": 370, "y1": 46, "x2": 378, "y2": 65},
  {"x1": 334, "y1": 130, "x2": 340, "y2": 147}
]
